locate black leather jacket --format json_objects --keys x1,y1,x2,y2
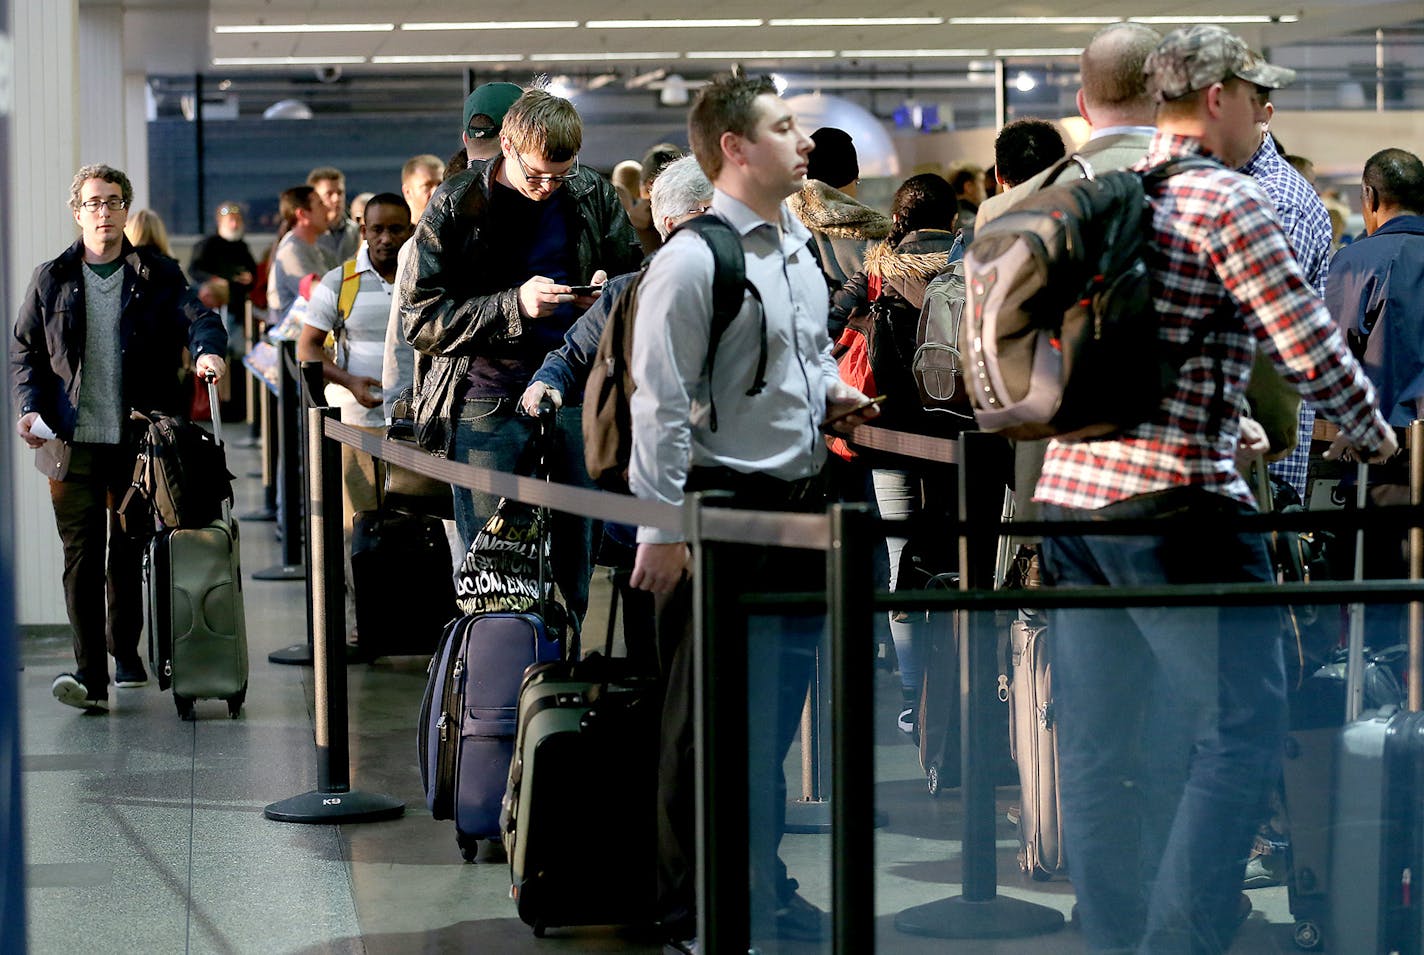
[
  {"x1": 401, "y1": 157, "x2": 642, "y2": 454},
  {"x1": 11, "y1": 238, "x2": 228, "y2": 479}
]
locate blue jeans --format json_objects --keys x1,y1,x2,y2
[
  {"x1": 451, "y1": 397, "x2": 594, "y2": 622},
  {"x1": 1040, "y1": 489, "x2": 1286, "y2": 955}
]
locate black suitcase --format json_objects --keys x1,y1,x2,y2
[
  {"x1": 351, "y1": 509, "x2": 456, "y2": 659},
  {"x1": 501, "y1": 589, "x2": 661, "y2": 936}
]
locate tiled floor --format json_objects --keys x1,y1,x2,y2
[{"x1": 18, "y1": 437, "x2": 1304, "y2": 954}]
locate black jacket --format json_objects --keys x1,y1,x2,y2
[
  {"x1": 11, "y1": 238, "x2": 228, "y2": 479},
  {"x1": 401, "y1": 157, "x2": 643, "y2": 454},
  {"x1": 829, "y1": 228, "x2": 962, "y2": 441}
]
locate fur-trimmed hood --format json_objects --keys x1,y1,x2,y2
[
  {"x1": 787, "y1": 180, "x2": 892, "y2": 240},
  {"x1": 863, "y1": 228, "x2": 960, "y2": 307}
]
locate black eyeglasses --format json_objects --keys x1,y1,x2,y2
[
  {"x1": 79, "y1": 197, "x2": 128, "y2": 213},
  {"x1": 510, "y1": 150, "x2": 581, "y2": 186}
]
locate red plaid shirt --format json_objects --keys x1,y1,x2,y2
[{"x1": 1036, "y1": 132, "x2": 1390, "y2": 511}]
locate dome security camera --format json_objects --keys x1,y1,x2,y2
[{"x1": 314, "y1": 65, "x2": 343, "y2": 84}]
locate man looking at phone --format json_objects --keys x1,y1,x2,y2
[
  {"x1": 626, "y1": 70, "x2": 878, "y2": 954},
  {"x1": 402, "y1": 87, "x2": 642, "y2": 622}
]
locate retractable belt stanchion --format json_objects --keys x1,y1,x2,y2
[
  {"x1": 694, "y1": 492, "x2": 751, "y2": 955},
  {"x1": 255, "y1": 339, "x2": 306, "y2": 586},
  {"x1": 234, "y1": 300, "x2": 259, "y2": 450},
  {"x1": 264, "y1": 361, "x2": 403, "y2": 825},
  {"x1": 1411, "y1": 420, "x2": 1423, "y2": 713},
  {"x1": 894, "y1": 429, "x2": 1064, "y2": 940},
  {"x1": 829, "y1": 503, "x2": 877, "y2": 954}
]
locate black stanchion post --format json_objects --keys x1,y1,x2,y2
[
  {"x1": 1411, "y1": 419, "x2": 1423, "y2": 713},
  {"x1": 895, "y1": 430, "x2": 1064, "y2": 940},
  {"x1": 829, "y1": 503, "x2": 876, "y2": 953},
  {"x1": 264, "y1": 370, "x2": 403, "y2": 824},
  {"x1": 694, "y1": 492, "x2": 751, "y2": 955},
  {"x1": 255, "y1": 339, "x2": 306, "y2": 584},
  {"x1": 239, "y1": 356, "x2": 278, "y2": 522}
]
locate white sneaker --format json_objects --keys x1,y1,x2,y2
[{"x1": 52, "y1": 673, "x2": 109, "y2": 712}]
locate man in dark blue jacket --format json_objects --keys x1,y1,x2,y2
[
  {"x1": 12, "y1": 164, "x2": 228, "y2": 712},
  {"x1": 1328, "y1": 147, "x2": 1424, "y2": 426}
]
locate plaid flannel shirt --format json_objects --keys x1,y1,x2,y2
[
  {"x1": 1241, "y1": 137, "x2": 1336, "y2": 500},
  {"x1": 1035, "y1": 132, "x2": 1390, "y2": 511}
]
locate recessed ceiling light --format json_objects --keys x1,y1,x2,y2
[
  {"x1": 992, "y1": 48, "x2": 1084, "y2": 57},
  {"x1": 768, "y1": 17, "x2": 944, "y2": 26},
  {"x1": 535, "y1": 52, "x2": 680, "y2": 61},
  {"x1": 840, "y1": 49, "x2": 988, "y2": 58},
  {"x1": 214, "y1": 23, "x2": 394, "y2": 34},
  {"x1": 585, "y1": 19, "x2": 763, "y2": 28},
  {"x1": 949, "y1": 17, "x2": 1120, "y2": 25},
  {"x1": 684, "y1": 50, "x2": 837, "y2": 59},
  {"x1": 371, "y1": 54, "x2": 525, "y2": 64},
  {"x1": 212, "y1": 56, "x2": 370, "y2": 66},
  {"x1": 1129, "y1": 15, "x2": 1287, "y2": 24},
  {"x1": 400, "y1": 21, "x2": 578, "y2": 31}
]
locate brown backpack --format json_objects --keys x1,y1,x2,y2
[{"x1": 581, "y1": 215, "x2": 763, "y2": 491}]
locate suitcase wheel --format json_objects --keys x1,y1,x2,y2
[
  {"x1": 532, "y1": 923, "x2": 546, "y2": 939},
  {"x1": 227, "y1": 684, "x2": 247, "y2": 719},
  {"x1": 1292, "y1": 919, "x2": 1322, "y2": 950},
  {"x1": 457, "y1": 833, "x2": 480, "y2": 864},
  {"x1": 175, "y1": 695, "x2": 196, "y2": 721},
  {"x1": 926, "y1": 765, "x2": 941, "y2": 798}
]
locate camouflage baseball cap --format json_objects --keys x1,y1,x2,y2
[{"x1": 1145, "y1": 25, "x2": 1296, "y2": 102}]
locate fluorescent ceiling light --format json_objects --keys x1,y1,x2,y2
[
  {"x1": 840, "y1": 49, "x2": 988, "y2": 58},
  {"x1": 371, "y1": 54, "x2": 525, "y2": 64},
  {"x1": 585, "y1": 19, "x2": 763, "y2": 28},
  {"x1": 993, "y1": 48, "x2": 1084, "y2": 57},
  {"x1": 949, "y1": 17, "x2": 1120, "y2": 25},
  {"x1": 212, "y1": 56, "x2": 369, "y2": 66},
  {"x1": 401, "y1": 21, "x2": 578, "y2": 31},
  {"x1": 1130, "y1": 15, "x2": 1289, "y2": 23},
  {"x1": 214, "y1": 23, "x2": 393, "y2": 34},
  {"x1": 768, "y1": 17, "x2": 944, "y2": 26},
  {"x1": 536, "y1": 52, "x2": 680, "y2": 61},
  {"x1": 685, "y1": 50, "x2": 837, "y2": 59}
]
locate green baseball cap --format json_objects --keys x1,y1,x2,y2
[
  {"x1": 462, "y1": 82, "x2": 524, "y2": 138},
  {"x1": 1145, "y1": 25, "x2": 1296, "y2": 102}
]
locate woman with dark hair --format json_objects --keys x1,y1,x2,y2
[{"x1": 829, "y1": 172, "x2": 967, "y2": 736}]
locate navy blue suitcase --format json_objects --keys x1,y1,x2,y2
[{"x1": 419, "y1": 611, "x2": 561, "y2": 861}]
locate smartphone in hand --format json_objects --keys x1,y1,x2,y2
[
  {"x1": 820, "y1": 394, "x2": 886, "y2": 432},
  {"x1": 566, "y1": 284, "x2": 601, "y2": 296}
]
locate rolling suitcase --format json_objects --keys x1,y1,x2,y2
[
  {"x1": 350, "y1": 508, "x2": 456, "y2": 659},
  {"x1": 1008, "y1": 609, "x2": 1066, "y2": 880},
  {"x1": 145, "y1": 376, "x2": 248, "y2": 720},
  {"x1": 419, "y1": 611, "x2": 560, "y2": 861},
  {"x1": 502, "y1": 590, "x2": 661, "y2": 936}
]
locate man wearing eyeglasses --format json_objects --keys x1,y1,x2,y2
[
  {"x1": 12, "y1": 163, "x2": 228, "y2": 713},
  {"x1": 403, "y1": 87, "x2": 642, "y2": 624}
]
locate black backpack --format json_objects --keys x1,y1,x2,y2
[
  {"x1": 959, "y1": 155, "x2": 1221, "y2": 441},
  {"x1": 581, "y1": 214, "x2": 763, "y2": 491},
  {"x1": 119, "y1": 411, "x2": 234, "y2": 536}
]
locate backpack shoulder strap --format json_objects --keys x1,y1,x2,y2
[
  {"x1": 335, "y1": 258, "x2": 361, "y2": 321},
  {"x1": 671, "y1": 214, "x2": 768, "y2": 431},
  {"x1": 1138, "y1": 156, "x2": 1225, "y2": 190}
]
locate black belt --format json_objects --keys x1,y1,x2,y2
[{"x1": 686, "y1": 466, "x2": 826, "y2": 512}]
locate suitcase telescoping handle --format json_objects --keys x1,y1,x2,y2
[
  {"x1": 1345, "y1": 460, "x2": 1368, "y2": 723},
  {"x1": 204, "y1": 370, "x2": 224, "y2": 449}
]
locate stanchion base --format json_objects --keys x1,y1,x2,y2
[
  {"x1": 268, "y1": 644, "x2": 312, "y2": 666},
  {"x1": 268, "y1": 643, "x2": 371, "y2": 666},
  {"x1": 253, "y1": 563, "x2": 304, "y2": 580},
  {"x1": 784, "y1": 798, "x2": 888, "y2": 834},
  {"x1": 894, "y1": 894, "x2": 1064, "y2": 939},
  {"x1": 239, "y1": 507, "x2": 277, "y2": 522},
  {"x1": 264, "y1": 788, "x2": 404, "y2": 824}
]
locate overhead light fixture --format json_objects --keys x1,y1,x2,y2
[
  {"x1": 536, "y1": 52, "x2": 679, "y2": 61},
  {"x1": 213, "y1": 56, "x2": 369, "y2": 66},
  {"x1": 1014, "y1": 71, "x2": 1037, "y2": 92},
  {"x1": 587, "y1": 73, "x2": 620, "y2": 90},
  {"x1": 660, "y1": 74, "x2": 690, "y2": 106},
  {"x1": 949, "y1": 17, "x2": 1120, "y2": 25},
  {"x1": 685, "y1": 50, "x2": 837, "y2": 59},
  {"x1": 840, "y1": 49, "x2": 988, "y2": 58},
  {"x1": 401, "y1": 20, "x2": 578, "y2": 31},
  {"x1": 769, "y1": 73, "x2": 789, "y2": 94},
  {"x1": 768, "y1": 17, "x2": 944, "y2": 26},
  {"x1": 214, "y1": 23, "x2": 394, "y2": 34},
  {"x1": 993, "y1": 48, "x2": 1084, "y2": 57},
  {"x1": 1129, "y1": 15, "x2": 1295, "y2": 24},
  {"x1": 262, "y1": 99, "x2": 314, "y2": 120},
  {"x1": 586, "y1": 18, "x2": 762, "y2": 28},
  {"x1": 371, "y1": 54, "x2": 525, "y2": 64}
]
